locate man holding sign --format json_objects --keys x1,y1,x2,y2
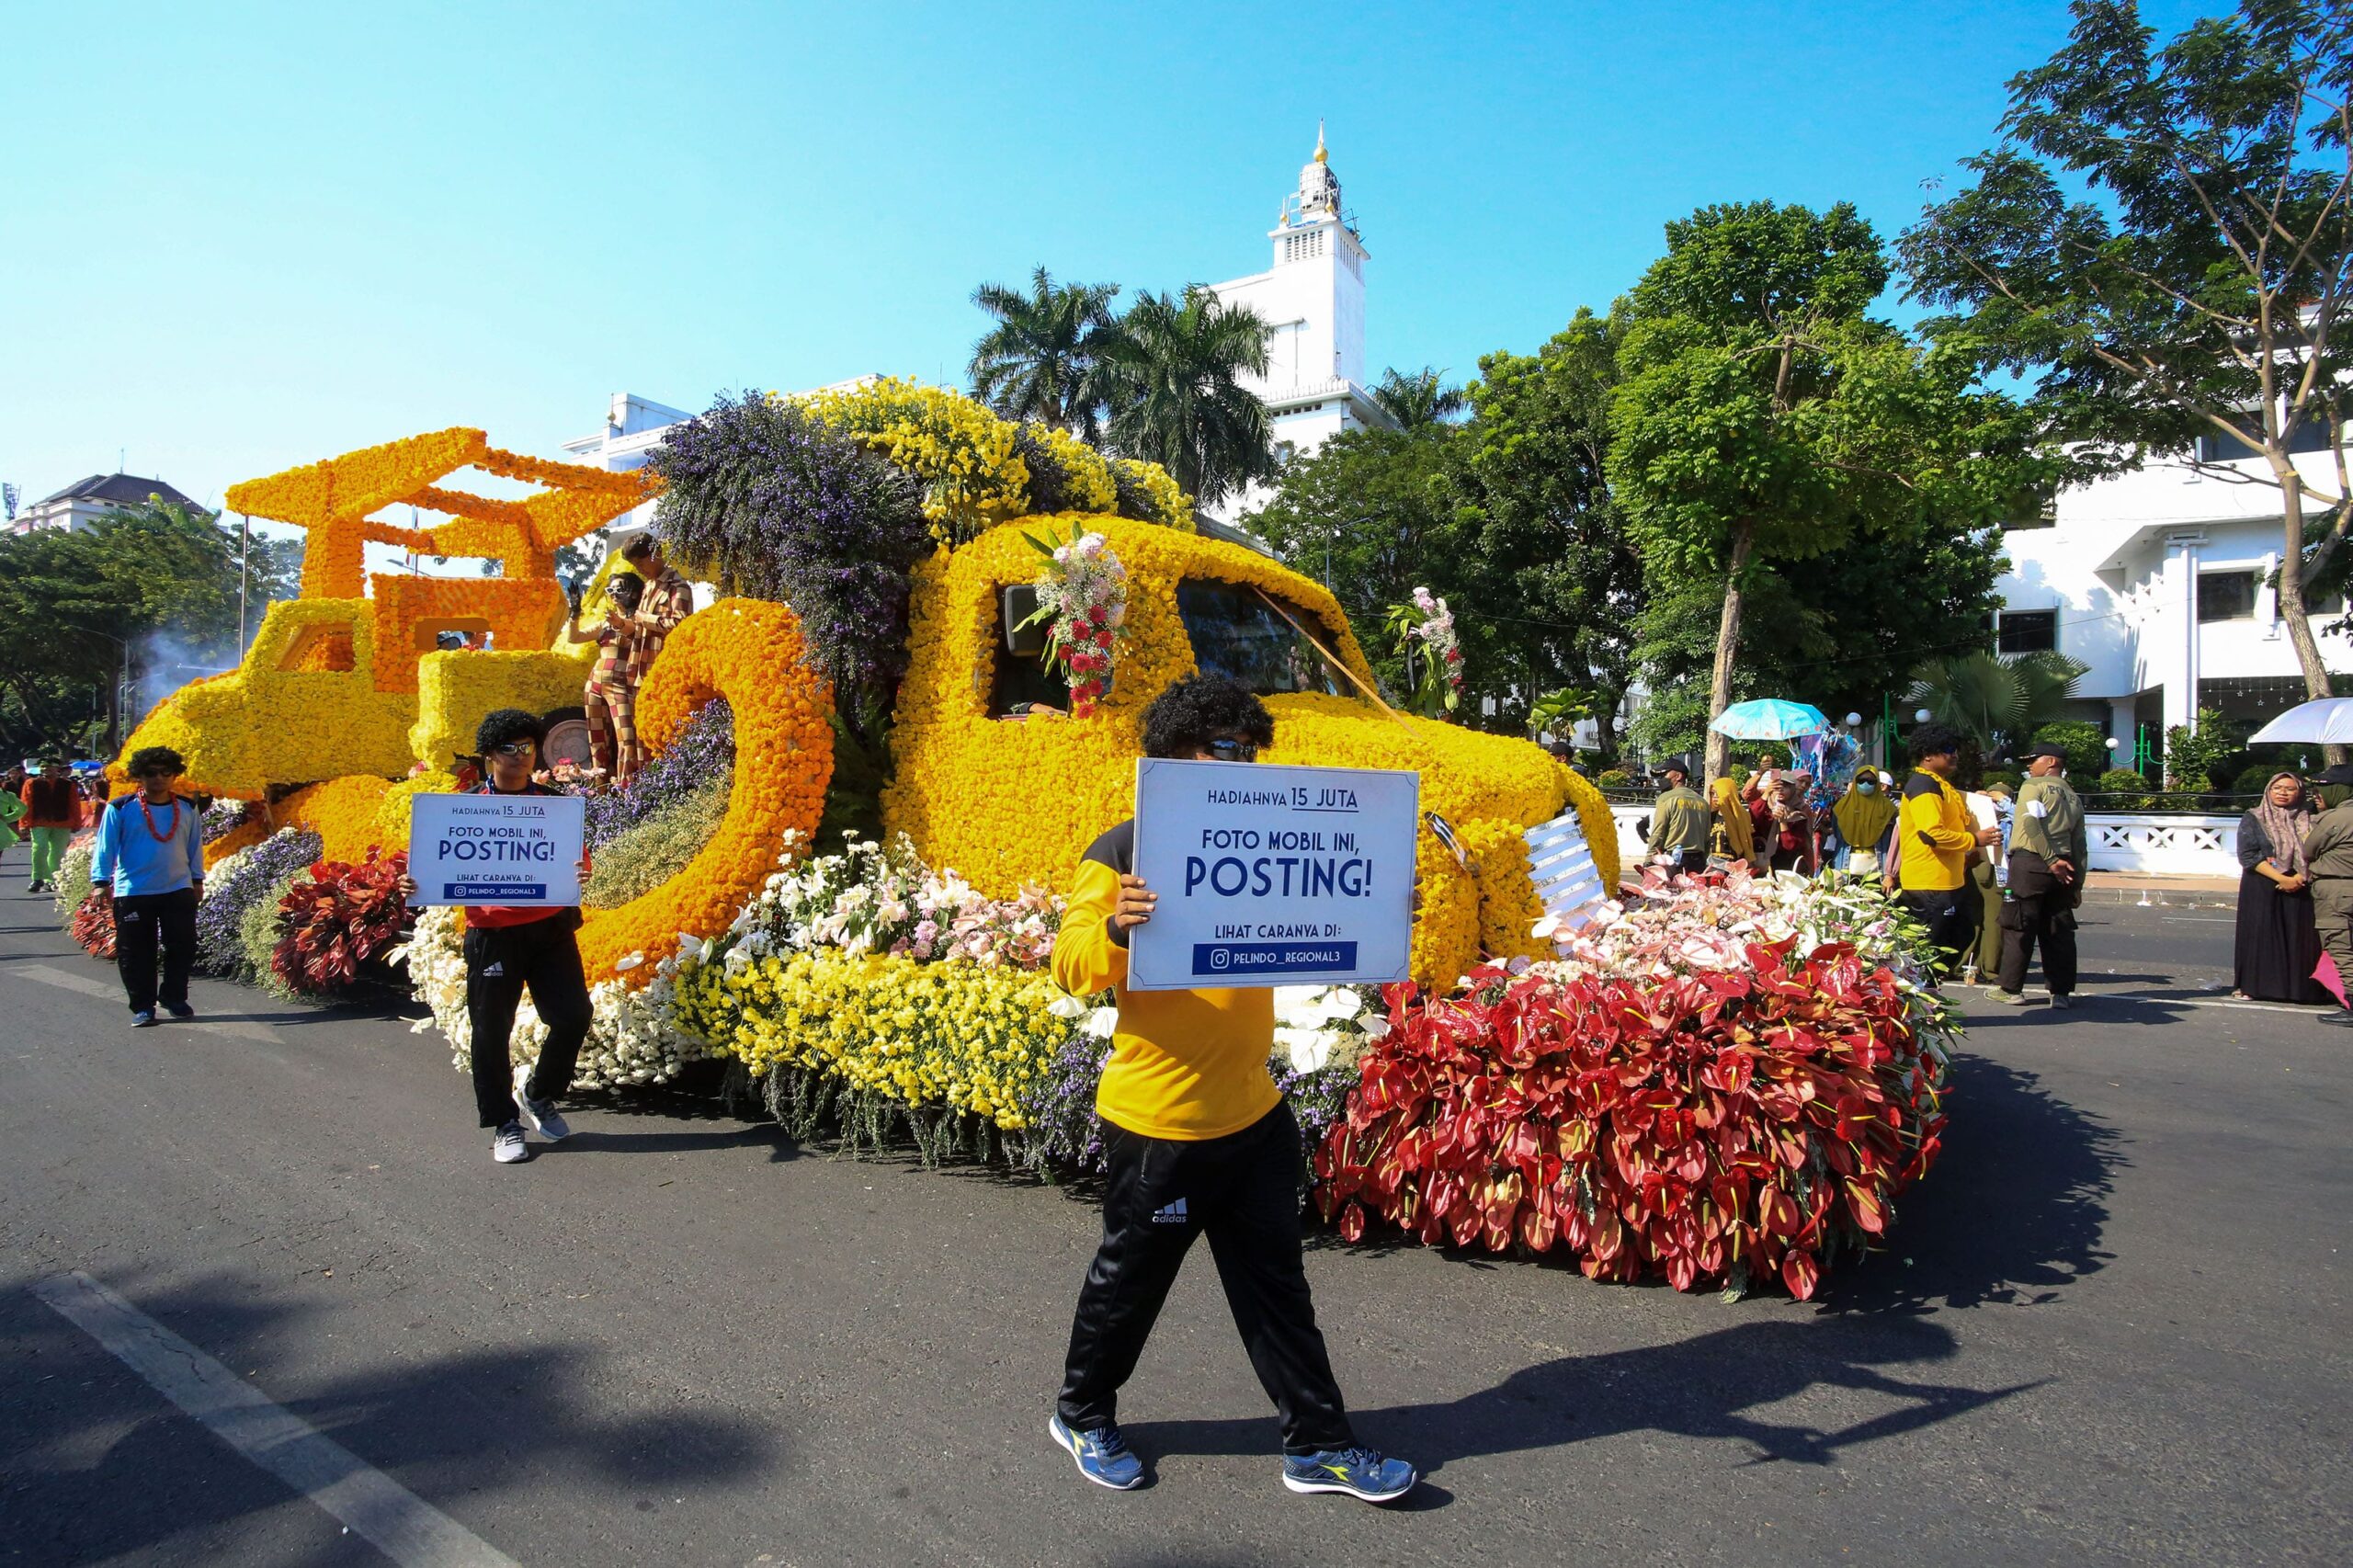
[
  {"x1": 1045, "y1": 675, "x2": 1416, "y2": 1505},
  {"x1": 398, "y1": 710, "x2": 593, "y2": 1165}
]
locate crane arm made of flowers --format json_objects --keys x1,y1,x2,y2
[{"x1": 225, "y1": 427, "x2": 657, "y2": 598}]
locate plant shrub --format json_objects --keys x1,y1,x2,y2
[
  {"x1": 2095, "y1": 767, "x2": 2152, "y2": 800},
  {"x1": 197, "y1": 828, "x2": 324, "y2": 978},
  {"x1": 584, "y1": 778, "x2": 731, "y2": 907},
  {"x1": 241, "y1": 869, "x2": 305, "y2": 998},
  {"x1": 1317, "y1": 937, "x2": 1948, "y2": 1300},
  {"x1": 2234, "y1": 762, "x2": 2289, "y2": 796},
  {"x1": 69, "y1": 892, "x2": 115, "y2": 960},
  {"x1": 1597, "y1": 768, "x2": 1635, "y2": 790},
  {"x1": 268, "y1": 850, "x2": 415, "y2": 997},
  {"x1": 2030, "y1": 721, "x2": 2109, "y2": 781}
]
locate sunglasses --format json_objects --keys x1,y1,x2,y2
[
  {"x1": 1206, "y1": 737, "x2": 1257, "y2": 762},
  {"x1": 489, "y1": 741, "x2": 538, "y2": 758}
]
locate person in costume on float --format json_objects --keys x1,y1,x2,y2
[
  {"x1": 22, "y1": 758, "x2": 80, "y2": 893},
  {"x1": 90, "y1": 747, "x2": 204, "y2": 1028},
  {"x1": 1896, "y1": 723, "x2": 2002, "y2": 981},
  {"x1": 620, "y1": 533, "x2": 694, "y2": 682},
  {"x1": 396, "y1": 710, "x2": 595, "y2": 1165},
  {"x1": 1992, "y1": 744, "x2": 2086, "y2": 1007},
  {"x1": 1046, "y1": 674, "x2": 1417, "y2": 1505},
  {"x1": 564, "y1": 572, "x2": 646, "y2": 782}
]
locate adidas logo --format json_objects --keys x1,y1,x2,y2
[
  {"x1": 482, "y1": 962, "x2": 506, "y2": 977},
  {"x1": 1149, "y1": 1198, "x2": 1188, "y2": 1225}
]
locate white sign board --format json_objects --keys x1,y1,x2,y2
[
  {"x1": 1127, "y1": 758, "x2": 1418, "y2": 991},
  {"x1": 1524, "y1": 809, "x2": 1608, "y2": 932},
  {"x1": 407, "y1": 791, "x2": 585, "y2": 907}
]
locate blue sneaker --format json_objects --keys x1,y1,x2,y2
[
  {"x1": 1281, "y1": 1446, "x2": 1417, "y2": 1503},
  {"x1": 1048, "y1": 1414, "x2": 1143, "y2": 1491}
]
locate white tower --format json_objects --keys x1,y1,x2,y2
[{"x1": 1204, "y1": 126, "x2": 1395, "y2": 524}]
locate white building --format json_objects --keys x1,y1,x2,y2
[
  {"x1": 11, "y1": 472, "x2": 203, "y2": 535},
  {"x1": 1200, "y1": 127, "x2": 1395, "y2": 524},
  {"x1": 1995, "y1": 433, "x2": 2350, "y2": 756}
]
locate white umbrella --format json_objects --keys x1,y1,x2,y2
[{"x1": 2248, "y1": 696, "x2": 2353, "y2": 744}]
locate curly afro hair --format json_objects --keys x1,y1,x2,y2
[
  {"x1": 1141, "y1": 675, "x2": 1275, "y2": 760},
  {"x1": 1908, "y1": 722, "x2": 1967, "y2": 765},
  {"x1": 473, "y1": 708, "x2": 547, "y2": 756},
  {"x1": 126, "y1": 745, "x2": 186, "y2": 778}
]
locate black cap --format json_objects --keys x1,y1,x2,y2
[
  {"x1": 2319, "y1": 763, "x2": 2353, "y2": 787},
  {"x1": 2026, "y1": 741, "x2": 2070, "y2": 761},
  {"x1": 1660, "y1": 756, "x2": 1691, "y2": 778}
]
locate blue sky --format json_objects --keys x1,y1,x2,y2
[{"x1": 1, "y1": 0, "x2": 2210, "y2": 516}]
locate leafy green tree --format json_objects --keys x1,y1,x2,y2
[
  {"x1": 1900, "y1": 0, "x2": 2353, "y2": 724},
  {"x1": 1097, "y1": 287, "x2": 1275, "y2": 507},
  {"x1": 967, "y1": 267, "x2": 1122, "y2": 442},
  {"x1": 1905, "y1": 650, "x2": 2087, "y2": 753},
  {"x1": 1370, "y1": 367, "x2": 1469, "y2": 431},
  {"x1": 2032, "y1": 719, "x2": 2112, "y2": 780},
  {"x1": 1609, "y1": 200, "x2": 2048, "y2": 776}
]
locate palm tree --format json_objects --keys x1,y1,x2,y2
[
  {"x1": 967, "y1": 267, "x2": 1121, "y2": 441},
  {"x1": 1906, "y1": 650, "x2": 2087, "y2": 754},
  {"x1": 1096, "y1": 287, "x2": 1276, "y2": 506},
  {"x1": 1370, "y1": 366, "x2": 1468, "y2": 431}
]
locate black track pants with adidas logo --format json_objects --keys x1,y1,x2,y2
[{"x1": 1057, "y1": 1101, "x2": 1355, "y2": 1455}]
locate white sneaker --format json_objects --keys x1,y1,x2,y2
[
  {"x1": 512, "y1": 1062, "x2": 570, "y2": 1141},
  {"x1": 492, "y1": 1121, "x2": 530, "y2": 1164}
]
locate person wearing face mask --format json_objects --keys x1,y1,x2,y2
[
  {"x1": 1830, "y1": 770, "x2": 1898, "y2": 879},
  {"x1": 1991, "y1": 747, "x2": 2082, "y2": 1006}
]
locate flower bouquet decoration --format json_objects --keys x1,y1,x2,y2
[
  {"x1": 1384, "y1": 586, "x2": 1463, "y2": 719},
  {"x1": 1017, "y1": 524, "x2": 1128, "y2": 719}
]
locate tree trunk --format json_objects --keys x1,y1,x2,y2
[
  {"x1": 1703, "y1": 522, "x2": 1757, "y2": 781},
  {"x1": 2270, "y1": 470, "x2": 2347, "y2": 765}
]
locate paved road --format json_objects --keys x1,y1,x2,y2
[{"x1": 1, "y1": 881, "x2": 2345, "y2": 1566}]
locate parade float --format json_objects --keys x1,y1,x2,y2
[{"x1": 73, "y1": 381, "x2": 1952, "y2": 1299}]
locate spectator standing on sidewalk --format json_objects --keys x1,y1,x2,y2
[
  {"x1": 1897, "y1": 724, "x2": 2003, "y2": 981},
  {"x1": 0, "y1": 763, "x2": 23, "y2": 870},
  {"x1": 90, "y1": 747, "x2": 204, "y2": 1028},
  {"x1": 1644, "y1": 758, "x2": 1712, "y2": 874},
  {"x1": 2301, "y1": 764, "x2": 2353, "y2": 1027},
  {"x1": 21, "y1": 758, "x2": 80, "y2": 892},
  {"x1": 1993, "y1": 744, "x2": 2086, "y2": 1007},
  {"x1": 2234, "y1": 771, "x2": 2330, "y2": 1005},
  {"x1": 395, "y1": 710, "x2": 596, "y2": 1164}
]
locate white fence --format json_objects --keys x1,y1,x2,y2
[{"x1": 1605, "y1": 803, "x2": 2241, "y2": 879}]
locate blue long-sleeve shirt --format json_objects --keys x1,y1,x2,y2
[{"x1": 91, "y1": 793, "x2": 204, "y2": 897}]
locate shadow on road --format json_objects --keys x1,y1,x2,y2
[
  {"x1": 1127, "y1": 1315, "x2": 2033, "y2": 1481},
  {"x1": 1819, "y1": 1052, "x2": 2122, "y2": 1313},
  {"x1": 3, "y1": 1267, "x2": 779, "y2": 1566}
]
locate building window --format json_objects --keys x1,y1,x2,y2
[
  {"x1": 2195, "y1": 421, "x2": 2337, "y2": 462},
  {"x1": 2197, "y1": 570, "x2": 2257, "y2": 622},
  {"x1": 1996, "y1": 609, "x2": 2058, "y2": 653}
]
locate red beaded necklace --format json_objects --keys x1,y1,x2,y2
[{"x1": 137, "y1": 792, "x2": 180, "y2": 844}]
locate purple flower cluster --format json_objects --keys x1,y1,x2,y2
[
  {"x1": 196, "y1": 826, "x2": 323, "y2": 978},
  {"x1": 1015, "y1": 1032, "x2": 1356, "y2": 1176},
  {"x1": 584, "y1": 699, "x2": 734, "y2": 851},
  {"x1": 647, "y1": 393, "x2": 932, "y2": 743}
]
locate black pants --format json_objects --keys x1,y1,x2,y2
[
  {"x1": 114, "y1": 887, "x2": 197, "y2": 1014},
  {"x1": 463, "y1": 916, "x2": 591, "y2": 1129},
  {"x1": 1901, "y1": 887, "x2": 1980, "y2": 981},
  {"x1": 1058, "y1": 1101, "x2": 1354, "y2": 1456},
  {"x1": 1997, "y1": 853, "x2": 2079, "y2": 996}
]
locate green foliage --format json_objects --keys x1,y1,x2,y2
[
  {"x1": 2096, "y1": 767, "x2": 2154, "y2": 801},
  {"x1": 1097, "y1": 287, "x2": 1275, "y2": 507},
  {"x1": 240, "y1": 868, "x2": 308, "y2": 1003},
  {"x1": 1608, "y1": 200, "x2": 2052, "y2": 771},
  {"x1": 1981, "y1": 768, "x2": 2024, "y2": 794},
  {"x1": 1528, "y1": 687, "x2": 1595, "y2": 742},
  {"x1": 2165, "y1": 709, "x2": 2244, "y2": 791},
  {"x1": 583, "y1": 776, "x2": 731, "y2": 907},
  {"x1": 2234, "y1": 762, "x2": 2291, "y2": 795},
  {"x1": 1370, "y1": 367, "x2": 1469, "y2": 431},
  {"x1": 1597, "y1": 767, "x2": 1635, "y2": 790},
  {"x1": 1900, "y1": 0, "x2": 2353, "y2": 701},
  {"x1": 2032, "y1": 721, "x2": 2110, "y2": 782},
  {"x1": 1905, "y1": 651, "x2": 2086, "y2": 752},
  {"x1": 968, "y1": 267, "x2": 1122, "y2": 444}
]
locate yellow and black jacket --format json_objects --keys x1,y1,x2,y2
[{"x1": 1897, "y1": 768, "x2": 1976, "y2": 892}]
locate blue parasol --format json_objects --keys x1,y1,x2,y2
[{"x1": 1709, "y1": 699, "x2": 1830, "y2": 742}]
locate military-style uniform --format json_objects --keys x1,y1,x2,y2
[
  {"x1": 1999, "y1": 772, "x2": 2086, "y2": 998},
  {"x1": 2304, "y1": 797, "x2": 2353, "y2": 1017}
]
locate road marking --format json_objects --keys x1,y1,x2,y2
[
  {"x1": 33, "y1": 1271, "x2": 518, "y2": 1568},
  {"x1": 2091, "y1": 994, "x2": 2322, "y2": 1016},
  {"x1": 17, "y1": 963, "x2": 277, "y2": 1041}
]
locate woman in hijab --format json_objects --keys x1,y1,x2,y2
[
  {"x1": 1756, "y1": 772, "x2": 1821, "y2": 874},
  {"x1": 1830, "y1": 770, "x2": 1899, "y2": 879},
  {"x1": 2234, "y1": 770, "x2": 2332, "y2": 1003},
  {"x1": 1709, "y1": 775, "x2": 1757, "y2": 869}
]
